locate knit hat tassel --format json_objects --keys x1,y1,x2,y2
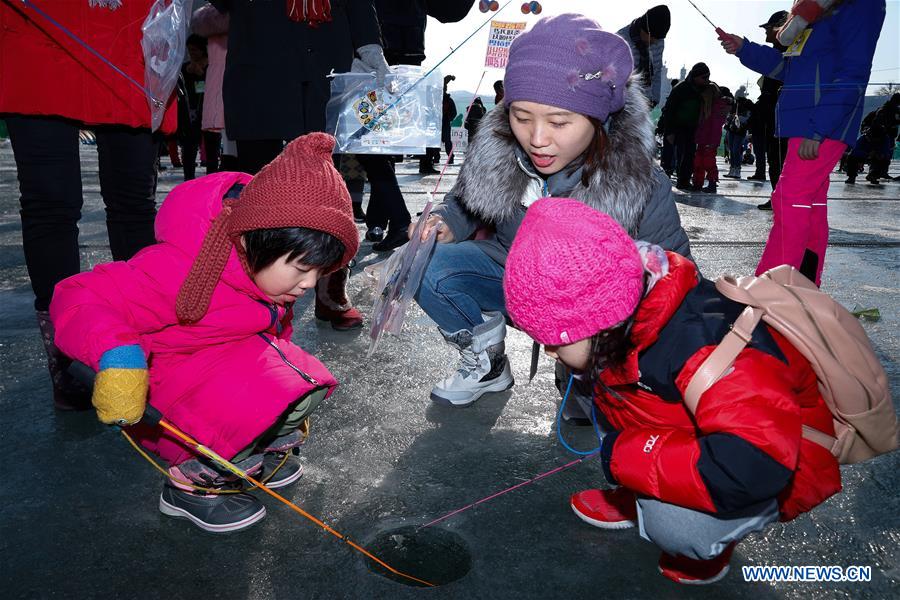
[{"x1": 176, "y1": 205, "x2": 235, "y2": 324}]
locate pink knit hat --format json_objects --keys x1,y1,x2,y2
[{"x1": 504, "y1": 198, "x2": 644, "y2": 345}]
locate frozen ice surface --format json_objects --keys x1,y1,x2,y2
[{"x1": 0, "y1": 144, "x2": 898, "y2": 598}]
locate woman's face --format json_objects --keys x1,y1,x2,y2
[
  {"x1": 509, "y1": 101, "x2": 596, "y2": 176},
  {"x1": 543, "y1": 338, "x2": 592, "y2": 372}
]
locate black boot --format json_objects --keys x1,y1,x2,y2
[
  {"x1": 36, "y1": 311, "x2": 92, "y2": 411},
  {"x1": 372, "y1": 226, "x2": 410, "y2": 252},
  {"x1": 352, "y1": 203, "x2": 366, "y2": 223}
]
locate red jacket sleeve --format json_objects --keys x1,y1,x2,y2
[{"x1": 609, "y1": 345, "x2": 803, "y2": 513}]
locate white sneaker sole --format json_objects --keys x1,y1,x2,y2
[
  {"x1": 159, "y1": 495, "x2": 267, "y2": 533},
  {"x1": 570, "y1": 502, "x2": 636, "y2": 530},
  {"x1": 430, "y1": 372, "x2": 514, "y2": 407},
  {"x1": 265, "y1": 463, "x2": 304, "y2": 489}
]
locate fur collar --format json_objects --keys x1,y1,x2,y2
[{"x1": 451, "y1": 75, "x2": 657, "y2": 236}]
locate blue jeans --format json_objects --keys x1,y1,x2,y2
[
  {"x1": 415, "y1": 241, "x2": 506, "y2": 333},
  {"x1": 729, "y1": 133, "x2": 746, "y2": 170}
]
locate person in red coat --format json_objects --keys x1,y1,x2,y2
[
  {"x1": 0, "y1": 0, "x2": 178, "y2": 410},
  {"x1": 504, "y1": 198, "x2": 841, "y2": 585}
]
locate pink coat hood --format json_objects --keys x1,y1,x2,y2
[{"x1": 51, "y1": 173, "x2": 338, "y2": 465}]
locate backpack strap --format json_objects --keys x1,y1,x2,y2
[
  {"x1": 684, "y1": 305, "x2": 763, "y2": 412},
  {"x1": 684, "y1": 302, "x2": 841, "y2": 455}
]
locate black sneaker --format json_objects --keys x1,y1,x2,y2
[
  {"x1": 418, "y1": 165, "x2": 439, "y2": 175},
  {"x1": 747, "y1": 173, "x2": 767, "y2": 181},
  {"x1": 757, "y1": 200, "x2": 773, "y2": 211},
  {"x1": 372, "y1": 227, "x2": 409, "y2": 252},
  {"x1": 261, "y1": 452, "x2": 304, "y2": 489},
  {"x1": 159, "y1": 484, "x2": 266, "y2": 533}
]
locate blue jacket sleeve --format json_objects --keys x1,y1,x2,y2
[
  {"x1": 737, "y1": 39, "x2": 785, "y2": 81},
  {"x1": 809, "y1": 0, "x2": 885, "y2": 142}
]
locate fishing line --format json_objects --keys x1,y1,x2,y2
[
  {"x1": 8, "y1": 0, "x2": 163, "y2": 107},
  {"x1": 418, "y1": 374, "x2": 604, "y2": 530},
  {"x1": 433, "y1": 70, "x2": 487, "y2": 193}
]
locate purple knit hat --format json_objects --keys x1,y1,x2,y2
[
  {"x1": 503, "y1": 13, "x2": 633, "y2": 122},
  {"x1": 504, "y1": 198, "x2": 644, "y2": 346}
]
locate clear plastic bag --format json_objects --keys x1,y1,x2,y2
[
  {"x1": 141, "y1": 0, "x2": 194, "y2": 132},
  {"x1": 326, "y1": 66, "x2": 442, "y2": 155},
  {"x1": 367, "y1": 200, "x2": 438, "y2": 357}
]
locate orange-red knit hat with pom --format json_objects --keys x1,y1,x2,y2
[{"x1": 176, "y1": 132, "x2": 359, "y2": 323}]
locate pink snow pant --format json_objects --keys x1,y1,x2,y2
[{"x1": 756, "y1": 137, "x2": 846, "y2": 286}]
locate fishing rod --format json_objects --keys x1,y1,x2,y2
[
  {"x1": 348, "y1": 0, "x2": 514, "y2": 139},
  {"x1": 138, "y1": 407, "x2": 435, "y2": 588},
  {"x1": 684, "y1": 0, "x2": 718, "y2": 30}
]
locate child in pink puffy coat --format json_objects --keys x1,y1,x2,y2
[
  {"x1": 50, "y1": 133, "x2": 359, "y2": 533},
  {"x1": 692, "y1": 83, "x2": 730, "y2": 193}
]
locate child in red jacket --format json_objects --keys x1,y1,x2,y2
[
  {"x1": 692, "y1": 83, "x2": 730, "y2": 193},
  {"x1": 504, "y1": 198, "x2": 841, "y2": 584}
]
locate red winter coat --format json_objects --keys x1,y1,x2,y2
[
  {"x1": 693, "y1": 97, "x2": 729, "y2": 147},
  {"x1": 596, "y1": 253, "x2": 841, "y2": 521},
  {"x1": 50, "y1": 172, "x2": 338, "y2": 465},
  {"x1": 0, "y1": 0, "x2": 177, "y2": 133}
]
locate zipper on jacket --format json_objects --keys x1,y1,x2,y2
[{"x1": 257, "y1": 332, "x2": 319, "y2": 386}]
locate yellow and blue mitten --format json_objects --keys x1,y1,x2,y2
[{"x1": 93, "y1": 345, "x2": 149, "y2": 426}]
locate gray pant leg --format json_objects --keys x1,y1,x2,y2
[{"x1": 637, "y1": 496, "x2": 779, "y2": 560}]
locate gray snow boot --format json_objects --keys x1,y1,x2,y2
[{"x1": 430, "y1": 312, "x2": 514, "y2": 407}]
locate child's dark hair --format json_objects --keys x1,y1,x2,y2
[
  {"x1": 585, "y1": 275, "x2": 647, "y2": 383},
  {"x1": 243, "y1": 227, "x2": 345, "y2": 274}
]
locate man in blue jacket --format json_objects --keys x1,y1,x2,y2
[{"x1": 718, "y1": 0, "x2": 886, "y2": 286}]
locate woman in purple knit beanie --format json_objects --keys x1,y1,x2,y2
[{"x1": 405, "y1": 13, "x2": 691, "y2": 412}]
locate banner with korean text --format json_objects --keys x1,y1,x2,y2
[{"x1": 485, "y1": 21, "x2": 526, "y2": 69}]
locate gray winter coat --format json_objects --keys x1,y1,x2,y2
[{"x1": 434, "y1": 77, "x2": 692, "y2": 266}]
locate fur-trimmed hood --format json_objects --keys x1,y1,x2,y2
[{"x1": 451, "y1": 75, "x2": 657, "y2": 237}]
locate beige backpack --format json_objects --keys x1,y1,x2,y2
[{"x1": 684, "y1": 265, "x2": 898, "y2": 464}]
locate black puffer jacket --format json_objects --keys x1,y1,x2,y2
[
  {"x1": 213, "y1": 0, "x2": 381, "y2": 140},
  {"x1": 374, "y1": 0, "x2": 476, "y2": 65}
]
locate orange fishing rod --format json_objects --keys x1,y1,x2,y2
[{"x1": 142, "y1": 408, "x2": 434, "y2": 587}]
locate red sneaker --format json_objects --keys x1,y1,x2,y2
[
  {"x1": 314, "y1": 305, "x2": 364, "y2": 330},
  {"x1": 658, "y1": 542, "x2": 735, "y2": 585},
  {"x1": 570, "y1": 488, "x2": 637, "y2": 530}
]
